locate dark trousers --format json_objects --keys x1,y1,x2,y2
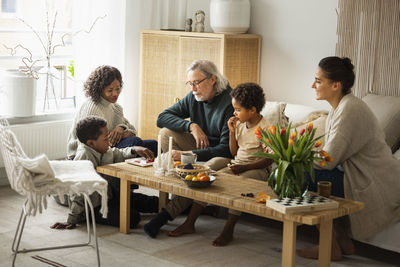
[
  {"x1": 95, "y1": 184, "x2": 159, "y2": 228},
  {"x1": 115, "y1": 136, "x2": 158, "y2": 157},
  {"x1": 307, "y1": 168, "x2": 345, "y2": 198}
]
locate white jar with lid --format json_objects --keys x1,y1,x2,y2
[
  {"x1": 0, "y1": 69, "x2": 37, "y2": 117},
  {"x1": 210, "y1": 0, "x2": 251, "y2": 34}
]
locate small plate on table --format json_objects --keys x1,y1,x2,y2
[{"x1": 125, "y1": 157, "x2": 154, "y2": 167}]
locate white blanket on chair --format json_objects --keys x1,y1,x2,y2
[{"x1": 17, "y1": 155, "x2": 108, "y2": 217}]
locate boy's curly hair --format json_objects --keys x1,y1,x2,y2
[
  {"x1": 76, "y1": 116, "x2": 107, "y2": 145},
  {"x1": 230, "y1": 83, "x2": 266, "y2": 112},
  {"x1": 84, "y1": 65, "x2": 123, "y2": 103}
]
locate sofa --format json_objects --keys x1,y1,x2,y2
[{"x1": 261, "y1": 93, "x2": 400, "y2": 253}]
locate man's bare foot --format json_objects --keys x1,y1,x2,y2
[
  {"x1": 168, "y1": 223, "x2": 195, "y2": 237},
  {"x1": 212, "y1": 232, "x2": 233, "y2": 247},
  {"x1": 296, "y1": 240, "x2": 342, "y2": 261}
]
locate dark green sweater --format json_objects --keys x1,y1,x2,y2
[{"x1": 157, "y1": 87, "x2": 234, "y2": 161}]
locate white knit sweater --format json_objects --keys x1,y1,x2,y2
[{"x1": 67, "y1": 97, "x2": 137, "y2": 158}]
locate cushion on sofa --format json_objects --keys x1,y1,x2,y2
[
  {"x1": 362, "y1": 94, "x2": 400, "y2": 152},
  {"x1": 261, "y1": 101, "x2": 289, "y2": 127},
  {"x1": 294, "y1": 113, "x2": 328, "y2": 143},
  {"x1": 284, "y1": 103, "x2": 328, "y2": 125}
]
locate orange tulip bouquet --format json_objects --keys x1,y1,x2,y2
[{"x1": 254, "y1": 122, "x2": 333, "y2": 198}]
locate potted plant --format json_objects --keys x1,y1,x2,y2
[{"x1": 254, "y1": 122, "x2": 333, "y2": 198}]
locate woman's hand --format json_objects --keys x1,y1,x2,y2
[
  {"x1": 190, "y1": 123, "x2": 209, "y2": 149},
  {"x1": 132, "y1": 146, "x2": 155, "y2": 161},
  {"x1": 108, "y1": 126, "x2": 125, "y2": 147},
  {"x1": 122, "y1": 131, "x2": 135, "y2": 138},
  {"x1": 227, "y1": 117, "x2": 239, "y2": 133}
]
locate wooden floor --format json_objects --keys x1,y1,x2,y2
[{"x1": 0, "y1": 186, "x2": 399, "y2": 267}]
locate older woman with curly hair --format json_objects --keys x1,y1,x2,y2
[{"x1": 67, "y1": 65, "x2": 157, "y2": 159}]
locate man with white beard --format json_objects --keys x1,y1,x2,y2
[{"x1": 144, "y1": 59, "x2": 234, "y2": 238}]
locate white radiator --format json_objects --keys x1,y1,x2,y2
[{"x1": 0, "y1": 119, "x2": 72, "y2": 167}]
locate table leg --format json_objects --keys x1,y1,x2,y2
[
  {"x1": 318, "y1": 219, "x2": 333, "y2": 267},
  {"x1": 282, "y1": 219, "x2": 297, "y2": 267},
  {"x1": 120, "y1": 179, "x2": 131, "y2": 234},
  {"x1": 158, "y1": 191, "x2": 169, "y2": 212}
]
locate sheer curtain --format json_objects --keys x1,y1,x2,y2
[{"x1": 336, "y1": 0, "x2": 400, "y2": 98}]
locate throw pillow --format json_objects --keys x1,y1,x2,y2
[
  {"x1": 260, "y1": 101, "x2": 289, "y2": 127},
  {"x1": 295, "y1": 114, "x2": 327, "y2": 143},
  {"x1": 362, "y1": 94, "x2": 400, "y2": 152}
]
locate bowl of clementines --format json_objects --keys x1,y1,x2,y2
[
  {"x1": 174, "y1": 162, "x2": 210, "y2": 179},
  {"x1": 182, "y1": 172, "x2": 216, "y2": 188}
]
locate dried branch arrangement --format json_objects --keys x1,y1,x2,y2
[{"x1": 3, "y1": 12, "x2": 106, "y2": 110}]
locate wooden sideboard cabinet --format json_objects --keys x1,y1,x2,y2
[{"x1": 138, "y1": 30, "x2": 261, "y2": 139}]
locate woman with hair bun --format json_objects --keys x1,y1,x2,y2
[{"x1": 298, "y1": 56, "x2": 400, "y2": 261}]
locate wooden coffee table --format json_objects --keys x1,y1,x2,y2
[{"x1": 97, "y1": 162, "x2": 364, "y2": 267}]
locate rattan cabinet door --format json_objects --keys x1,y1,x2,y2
[{"x1": 139, "y1": 34, "x2": 179, "y2": 140}]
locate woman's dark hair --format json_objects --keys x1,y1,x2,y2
[
  {"x1": 230, "y1": 83, "x2": 266, "y2": 112},
  {"x1": 84, "y1": 65, "x2": 123, "y2": 103},
  {"x1": 76, "y1": 116, "x2": 107, "y2": 144},
  {"x1": 318, "y1": 57, "x2": 355, "y2": 95}
]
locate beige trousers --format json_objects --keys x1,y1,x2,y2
[{"x1": 159, "y1": 128, "x2": 232, "y2": 219}]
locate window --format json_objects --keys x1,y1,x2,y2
[
  {"x1": 1, "y1": 0, "x2": 17, "y2": 14},
  {"x1": 0, "y1": 0, "x2": 76, "y2": 115}
]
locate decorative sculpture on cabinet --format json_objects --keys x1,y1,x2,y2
[{"x1": 194, "y1": 10, "x2": 205, "y2": 32}]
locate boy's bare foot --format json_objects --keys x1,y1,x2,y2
[
  {"x1": 212, "y1": 232, "x2": 233, "y2": 246},
  {"x1": 168, "y1": 222, "x2": 195, "y2": 237},
  {"x1": 297, "y1": 239, "x2": 342, "y2": 261},
  {"x1": 50, "y1": 222, "x2": 76, "y2": 230}
]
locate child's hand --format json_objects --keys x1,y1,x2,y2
[
  {"x1": 50, "y1": 222, "x2": 76, "y2": 230},
  {"x1": 132, "y1": 146, "x2": 155, "y2": 161},
  {"x1": 229, "y1": 164, "x2": 247, "y2": 175},
  {"x1": 227, "y1": 117, "x2": 239, "y2": 132}
]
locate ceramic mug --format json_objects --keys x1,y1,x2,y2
[{"x1": 181, "y1": 153, "x2": 197, "y2": 164}]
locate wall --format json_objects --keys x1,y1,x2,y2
[
  {"x1": 251, "y1": 0, "x2": 338, "y2": 110},
  {"x1": 124, "y1": 0, "x2": 338, "y2": 127}
]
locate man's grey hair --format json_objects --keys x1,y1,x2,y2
[{"x1": 186, "y1": 59, "x2": 229, "y2": 95}]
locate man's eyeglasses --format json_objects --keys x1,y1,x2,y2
[{"x1": 185, "y1": 77, "x2": 208, "y2": 88}]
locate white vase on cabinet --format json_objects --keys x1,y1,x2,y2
[
  {"x1": 0, "y1": 69, "x2": 37, "y2": 117},
  {"x1": 210, "y1": 0, "x2": 251, "y2": 34}
]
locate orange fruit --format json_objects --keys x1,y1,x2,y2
[
  {"x1": 199, "y1": 175, "x2": 210, "y2": 182},
  {"x1": 174, "y1": 161, "x2": 181, "y2": 168},
  {"x1": 197, "y1": 172, "x2": 207, "y2": 178}
]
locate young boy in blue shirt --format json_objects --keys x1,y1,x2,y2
[{"x1": 51, "y1": 116, "x2": 158, "y2": 229}]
